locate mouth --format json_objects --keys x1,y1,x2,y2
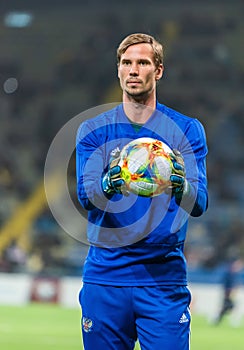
[{"x1": 126, "y1": 80, "x2": 142, "y2": 86}]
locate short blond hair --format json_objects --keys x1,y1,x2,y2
[{"x1": 117, "y1": 33, "x2": 163, "y2": 68}]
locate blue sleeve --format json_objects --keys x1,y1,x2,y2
[
  {"x1": 177, "y1": 118, "x2": 208, "y2": 217},
  {"x1": 76, "y1": 121, "x2": 106, "y2": 211}
]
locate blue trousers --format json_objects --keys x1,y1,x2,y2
[{"x1": 79, "y1": 283, "x2": 191, "y2": 350}]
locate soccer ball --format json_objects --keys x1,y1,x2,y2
[{"x1": 118, "y1": 137, "x2": 173, "y2": 197}]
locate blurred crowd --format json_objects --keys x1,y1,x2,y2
[{"x1": 0, "y1": 1, "x2": 243, "y2": 278}]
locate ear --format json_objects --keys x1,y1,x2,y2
[{"x1": 155, "y1": 64, "x2": 164, "y2": 81}]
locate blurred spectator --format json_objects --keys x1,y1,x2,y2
[
  {"x1": 3, "y1": 240, "x2": 27, "y2": 273},
  {"x1": 214, "y1": 259, "x2": 243, "y2": 325}
]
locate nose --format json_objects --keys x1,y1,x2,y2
[{"x1": 129, "y1": 63, "x2": 139, "y2": 76}]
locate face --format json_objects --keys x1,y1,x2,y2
[{"x1": 118, "y1": 43, "x2": 163, "y2": 101}]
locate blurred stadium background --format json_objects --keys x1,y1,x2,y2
[{"x1": 0, "y1": 0, "x2": 244, "y2": 336}]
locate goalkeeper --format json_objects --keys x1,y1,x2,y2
[{"x1": 76, "y1": 33, "x2": 208, "y2": 350}]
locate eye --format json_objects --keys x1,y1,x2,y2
[
  {"x1": 121, "y1": 60, "x2": 131, "y2": 66},
  {"x1": 139, "y1": 60, "x2": 150, "y2": 66}
]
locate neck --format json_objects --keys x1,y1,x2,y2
[{"x1": 123, "y1": 93, "x2": 156, "y2": 124}]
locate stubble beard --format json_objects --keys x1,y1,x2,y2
[{"x1": 125, "y1": 86, "x2": 150, "y2": 103}]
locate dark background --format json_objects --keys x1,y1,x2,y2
[{"x1": 0, "y1": 0, "x2": 243, "y2": 281}]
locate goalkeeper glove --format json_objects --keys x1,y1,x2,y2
[
  {"x1": 102, "y1": 148, "x2": 125, "y2": 195},
  {"x1": 170, "y1": 149, "x2": 190, "y2": 199}
]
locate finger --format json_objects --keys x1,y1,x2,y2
[
  {"x1": 109, "y1": 165, "x2": 121, "y2": 178},
  {"x1": 172, "y1": 149, "x2": 184, "y2": 166},
  {"x1": 172, "y1": 149, "x2": 182, "y2": 157},
  {"x1": 172, "y1": 161, "x2": 184, "y2": 172},
  {"x1": 170, "y1": 174, "x2": 184, "y2": 186},
  {"x1": 112, "y1": 178, "x2": 125, "y2": 188},
  {"x1": 110, "y1": 157, "x2": 121, "y2": 168}
]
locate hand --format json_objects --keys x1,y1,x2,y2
[
  {"x1": 102, "y1": 149, "x2": 125, "y2": 195},
  {"x1": 170, "y1": 149, "x2": 189, "y2": 198}
]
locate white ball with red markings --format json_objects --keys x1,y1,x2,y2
[{"x1": 119, "y1": 137, "x2": 173, "y2": 197}]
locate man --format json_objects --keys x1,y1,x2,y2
[
  {"x1": 215, "y1": 258, "x2": 243, "y2": 326},
  {"x1": 76, "y1": 33, "x2": 208, "y2": 350}
]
